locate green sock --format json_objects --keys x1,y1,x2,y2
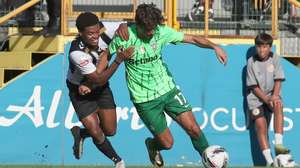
[{"x1": 191, "y1": 132, "x2": 209, "y2": 156}]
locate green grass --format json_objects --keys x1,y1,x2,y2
[
  {"x1": 0, "y1": 166, "x2": 200, "y2": 168},
  {"x1": 3, "y1": 165, "x2": 300, "y2": 168},
  {"x1": 2, "y1": 165, "x2": 300, "y2": 168}
]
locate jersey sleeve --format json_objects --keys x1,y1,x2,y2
[
  {"x1": 160, "y1": 25, "x2": 184, "y2": 45},
  {"x1": 273, "y1": 54, "x2": 285, "y2": 81},
  {"x1": 69, "y1": 50, "x2": 96, "y2": 75},
  {"x1": 98, "y1": 38, "x2": 108, "y2": 50},
  {"x1": 103, "y1": 21, "x2": 125, "y2": 38},
  {"x1": 246, "y1": 58, "x2": 258, "y2": 87}
]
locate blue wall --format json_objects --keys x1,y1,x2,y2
[{"x1": 0, "y1": 44, "x2": 299, "y2": 167}]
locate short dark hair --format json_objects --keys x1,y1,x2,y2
[
  {"x1": 135, "y1": 3, "x2": 164, "y2": 30},
  {"x1": 255, "y1": 33, "x2": 273, "y2": 46},
  {"x1": 76, "y1": 12, "x2": 99, "y2": 32}
]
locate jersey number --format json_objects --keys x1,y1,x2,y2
[{"x1": 174, "y1": 92, "x2": 187, "y2": 105}]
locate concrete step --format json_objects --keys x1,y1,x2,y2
[
  {"x1": 0, "y1": 68, "x2": 3, "y2": 88},
  {"x1": 0, "y1": 51, "x2": 32, "y2": 70}
]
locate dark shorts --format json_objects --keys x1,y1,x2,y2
[
  {"x1": 249, "y1": 104, "x2": 273, "y2": 120},
  {"x1": 67, "y1": 80, "x2": 116, "y2": 120}
]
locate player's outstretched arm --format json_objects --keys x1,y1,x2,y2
[
  {"x1": 77, "y1": 50, "x2": 110, "y2": 95},
  {"x1": 183, "y1": 34, "x2": 227, "y2": 65},
  {"x1": 83, "y1": 47, "x2": 134, "y2": 87}
]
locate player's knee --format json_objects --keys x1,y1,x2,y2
[
  {"x1": 92, "y1": 133, "x2": 106, "y2": 144},
  {"x1": 274, "y1": 100, "x2": 283, "y2": 109},
  {"x1": 103, "y1": 129, "x2": 116, "y2": 137},
  {"x1": 88, "y1": 129, "x2": 98, "y2": 137},
  {"x1": 105, "y1": 131, "x2": 116, "y2": 137},
  {"x1": 89, "y1": 129, "x2": 105, "y2": 141}
]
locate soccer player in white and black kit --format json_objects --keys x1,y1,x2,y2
[{"x1": 66, "y1": 12, "x2": 133, "y2": 168}]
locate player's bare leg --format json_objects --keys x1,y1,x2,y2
[
  {"x1": 175, "y1": 111, "x2": 209, "y2": 156},
  {"x1": 255, "y1": 116, "x2": 269, "y2": 150},
  {"x1": 81, "y1": 111, "x2": 124, "y2": 166},
  {"x1": 145, "y1": 126, "x2": 176, "y2": 167},
  {"x1": 97, "y1": 108, "x2": 125, "y2": 167},
  {"x1": 255, "y1": 116, "x2": 273, "y2": 165},
  {"x1": 97, "y1": 108, "x2": 117, "y2": 136},
  {"x1": 273, "y1": 100, "x2": 290, "y2": 155},
  {"x1": 145, "y1": 128, "x2": 173, "y2": 167}
]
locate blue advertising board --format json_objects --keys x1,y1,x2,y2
[{"x1": 0, "y1": 43, "x2": 299, "y2": 166}]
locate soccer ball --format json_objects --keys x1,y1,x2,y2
[
  {"x1": 274, "y1": 154, "x2": 296, "y2": 167},
  {"x1": 202, "y1": 145, "x2": 229, "y2": 168}
]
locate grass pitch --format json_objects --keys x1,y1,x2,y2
[{"x1": 0, "y1": 166, "x2": 288, "y2": 168}]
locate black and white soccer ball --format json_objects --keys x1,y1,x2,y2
[
  {"x1": 274, "y1": 154, "x2": 296, "y2": 167},
  {"x1": 202, "y1": 145, "x2": 229, "y2": 168}
]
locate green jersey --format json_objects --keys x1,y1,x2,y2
[{"x1": 109, "y1": 24, "x2": 184, "y2": 103}]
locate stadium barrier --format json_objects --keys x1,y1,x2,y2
[{"x1": 0, "y1": 43, "x2": 299, "y2": 166}]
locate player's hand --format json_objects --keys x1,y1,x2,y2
[
  {"x1": 78, "y1": 85, "x2": 91, "y2": 96},
  {"x1": 115, "y1": 46, "x2": 135, "y2": 63},
  {"x1": 270, "y1": 95, "x2": 280, "y2": 101},
  {"x1": 214, "y1": 46, "x2": 227, "y2": 65},
  {"x1": 270, "y1": 95, "x2": 282, "y2": 106},
  {"x1": 115, "y1": 23, "x2": 129, "y2": 41},
  {"x1": 267, "y1": 100, "x2": 274, "y2": 110},
  {"x1": 267, "y1": 96, "x2": 279, "y2": 109}
]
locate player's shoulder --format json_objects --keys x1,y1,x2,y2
[
  {"x1": 127, "y1": 24, "x2": 138, "y2": 38},
  {"x1": 157, "y1": 25, "x2": 181, "y2": 40},
  {"x1": 247, "y1": 55, "x2": 256, "y2": 65},
  {"x1": 70, "y1": 37, "x2": 86, "y2": 53},
  {"x1": 270, "y1": 52, "x2": 280, "y2": 61},
  {"x1": 157, "y1": 24, "x2": 176, "y2": 33},
  {"x1": 111, "y1": 25, "x2": 136, "y2": 45}
]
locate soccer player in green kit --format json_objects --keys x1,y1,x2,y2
[{"x1": 108, "y1": 3, "x2": 227, "y2": 167}]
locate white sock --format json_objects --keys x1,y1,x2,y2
[
  {"x1": 199, "y1": 6, "x2": 204, "y2": 12},
  {"x1": 275, "y1": 133, "x2": 283, "y2": 145},
  {"x1": 262, "y1": 149, "x2": 273, "y2": 165}
]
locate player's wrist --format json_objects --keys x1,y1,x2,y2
[{"x1": 114, "y1": 59, "x2": 122, "y2": 65}]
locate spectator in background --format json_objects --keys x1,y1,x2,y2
[
  {"x1": 12, "y1": 0, "x2": 37, "y2": 28},
  {"x1": 246, "y1": 33, "x2": 290, "y2": 166},
  {"x1": 42, "y1": 0, "x2": 61, "y2": 37},
  {"x1": 188, "y1": 0, "x2": 214, "y2": 21},
  {"x1": 198, "y1": 0, "x2": 214, "y2": 21},
  {"x1": 231, "y1": 0, "x2": 251, "y2": 22},
  {"x1": 8, "y1": 0, "x2": 61, "y2": 36},
  {"x1": 289, "y1": 4, "x2": 297, "y2": 23}
]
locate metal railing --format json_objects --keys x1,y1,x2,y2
[
  {"x1": 61, "y1": 0, "x2": 177, "y2": 35},
  {"x1": 177, "y1": 0, "x2": 291, "y2": 38},
  {"x1": 289, "y1": 0, "x2": 300, "y2": 7},
  {"x1": 0, "y1": 0, "x2": 41, "y2": 25},
  {"x1": 0, "y1": 0, "x2": 299, "y2": 57},
  {"x1": 0, "y1": 0, "x2": 294, "y2": 38}
]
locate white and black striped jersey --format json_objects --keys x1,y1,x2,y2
[
  {"x1": 67, "y1": 22, "x2": 116, "y2": 86},
  {"x1": 67, "y1": 21, "x2": 124, "y2": 87}
]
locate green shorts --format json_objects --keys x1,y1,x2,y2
[{"x1": 134, "y1": 88, "x2": 192, "y2": 135}]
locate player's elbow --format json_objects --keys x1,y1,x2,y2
[
  {"x1": 94, "y1": 74, "x2": 109, "y2": 86},
  {"x1": 95, "y1": 78, "x2": 107, "y2": 87},
  {"x1": 104, "y1": 129, "x2": 116, "y2": 137}
]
